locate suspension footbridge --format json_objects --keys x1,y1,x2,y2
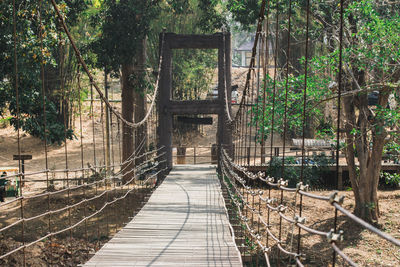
[
  {"x1": 84, "y1": 165, "x2": 242, "y2": 266},
  {"x1": 1, "y1": 0, "x2": 400, "y2": 266}
]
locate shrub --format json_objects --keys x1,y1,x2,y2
[
  {"x1": 380, "y1": 172, "x2": 400, "y2": 188},
  {"x1": 266, "y1": 154, "x2": 334, "y2": 188}
]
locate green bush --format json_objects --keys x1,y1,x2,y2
[
  {"x1": 383, "y1": 141, "x2": 400, "y2": 164},
  {"x1": 380, "y1": 172, "x2": 400, "y2": 188},
  {"x1": 267, "y1": 154, "x2": 334, "y2": 188},
  {"x1": 9, "y1": 101, "x2": 75, "y2": 145}
]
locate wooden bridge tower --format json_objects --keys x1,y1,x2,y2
[{"x1": 157, "y1": 32, "x2": 233, "y2": 170}]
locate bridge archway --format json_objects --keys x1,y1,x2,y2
[{"x1": 157, "y1": 32, "x2": 233, "y2": 170}]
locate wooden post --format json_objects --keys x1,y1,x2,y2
[
  {"x1": 274, "y1": 147, "x2": 279, "y2": 157},
  {"x1": 158, "y1": 32, "x2": 173, "y2": 170},
  {"x1": 338, "y1": 167, "x2": 343, "y2": 190},
  {"x1": 261, "y1": 147, "x2": 265, "y2": 164},
  {"x1": 217, "y1": 32, "x2": 233, "y2": 171},
  {"x1": 121, "y1": 63, "x2": 135, "y2": 182},
  {"x1": 104, "y1": 70, "x2": 111, "y2": 174},
  {"x1": 157, "y1": 32, "x2": 232, "y2": 171},
  {"x1": 211, "y1": 144, "x2": 218, "y2": 164},
  {"x1": 13, "y1": 155, "x2": 32, "y2": 186},
  {"x1": 194, "y1": 147, "x2": 196, "y2": 165},
  {"x1": 223, "y1": 32, "x2": 233, "y2": 158},
  {"x1": 134, "y1": 38, "x2": 148, "y2": 167},
  {"x1": 247, "y1": 147, "x2": 251, "y2": 166}
]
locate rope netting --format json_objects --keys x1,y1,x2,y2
[
  {"x1": 0, "y1": 0, "x2": 167, "y2": 264},
  {"x1": 222, "y1": 0, "x2": 400, "y2": 266},
  {"x1": 2, "y1": 0, "x2": 400, "y2": 266}
]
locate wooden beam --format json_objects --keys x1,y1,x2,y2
[
  {"x1": 13, "y1": 155, "x2": 32, "y2": 161},
  {"x1": 165, "y1": 33, "x2": 222, "y2": 49},
  {"x1": 177, "y1": 116, "x2": 213, "y2": 125},
  {"x1": 168, "y1": 100, "x2": 222, "y2": 114},
  {"x1": 158, "y1": 32, "x2": 232, "y2": 170}
]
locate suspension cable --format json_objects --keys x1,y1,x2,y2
[
  {"x1": 333, "y1": 0, "x2": 345, "y2": 265},
  {"x1": 49, "y1": 0, "x2": 164, "y2": 129}
]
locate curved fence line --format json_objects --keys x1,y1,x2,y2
[{"x1": 220, "y1": 149, "x2": 399, "y2": 266}]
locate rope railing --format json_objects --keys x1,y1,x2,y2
[
  {"x1": 0, "y1": 152, "x2": 164, "y2": 222},
  {"x1": 222, "y1": 1, "x2": 400, "y2": 265},
  {"x1": 0, "y1": 147, "x2": 164, "y2": 209},
  {"x1": 4, "y1": 0, "x2": 399, "y2": 265},
  {"x1": 0, "y1": 165, "x2": 167, "y2": 261},
  {"x1": 220, "y1": 149, "x2": 400, "y2": 266},
  {"x1": 49, "y1": 0, "x2": 165, "y2": 129},
  {"x1": 1, "y1": 1, "x2": 167, "y2": 265},
  {"x1": 0, "y1": 144, "x2": 163, "y2": 183},
  {"x1": 0, "y1": 158, "x2": 166, "y2": 236}
]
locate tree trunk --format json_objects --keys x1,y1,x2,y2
[
  {"x1": 341, "y1": 12, "x2": 381, "y2": 223},
  {"x1": 344, "y1": 96, "x2": 382, "y2": 223},
  {"x1": 343, "y1": 80, "x2": 390, "y2": 223},
  {"x1": 134, "y1": 38, "x2": 147, "y2": 166},
  {"x1": 121, "y1": 63, "x2": 135, "y2": 183},
  {"x1": 121, "y1": 38, "x2": 148, "y2": 183}
]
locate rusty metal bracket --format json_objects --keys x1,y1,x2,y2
[
  {"x1": 327, "y1": 229, "x2": 344, "y2": 243},
  {"x1": 294, "y1": 215, "x2": 306, "y2": 224},
  {"x1": 329, "y1": 191, "x2": 345, "y2": 205}
]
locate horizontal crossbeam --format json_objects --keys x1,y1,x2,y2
[
  {"x1": 164, "y1": 33, "x2": 222, "y2": 49},
  {"x1": 177, "y1": 116, "x2": 213, "y2": 125},
  {"x1": 167, "y1": 100, "x2": 222, "y2": 114}
]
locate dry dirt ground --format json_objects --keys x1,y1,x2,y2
[
  {"x1": 0, "y1": 97, "x2": 124, "y2": 197},
  {"x1": 0, "y1": 92, "x2": 159, "y2": 266},
  {"x1": 241, "y1": 188, "x2": 400, "y2": 266},
  {"x1": 1, "y1": 69, "x2": 399, "y2": 266},
  {"x1": 0, "y1": 186, "x2": 154, "y2": 266}
]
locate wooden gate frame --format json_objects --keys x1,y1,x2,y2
[{"x1": 157, "y1": 32, "x2": 233, "y2": 170}]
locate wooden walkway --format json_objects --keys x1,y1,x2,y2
[{"x1": 84, "y1": 165, "x2": 242, "y2": 266}]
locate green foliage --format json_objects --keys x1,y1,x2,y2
[
  {"x1": 226, "y1": 0, "x2": 261, "y2": 30},
  {"x1": 252, "y1": 0, "x2": 400, "y2": 184},
  {"x1": 172, "y1": 49, "x2": 216, "y2": 100},
  {"x1": 380, "y1": 172, "x2": 400, "y2": 188},
  {"x1": 91, "y1": 0, "x2": 161, "y2": 72},
  {"x1": 383, "y1": 141, "x2": 400, "y2": 164},
  {"x1": 252, "y1": 55, "x2": 333, "y2": 142},
  {"x1": 345, "y1": 0, "x2": 400, "y2": 79},
  {"x1": 197, "y1": 0, "x2": 226, "y2": 31},
  {"x1": 266, "y1": 154, "x2": 334, "y2": 188},
  {"x1": 16, "y1": 101, "x2": 75, "y2": 145},
  {"x1": 0, "y1": 0, "x2": 87, "y2": 144},
  {"x1": 315, "y1": 117, "x2": 335, "y2": 140}
]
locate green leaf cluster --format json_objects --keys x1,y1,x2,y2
[
  {"x1": 0, "y1": 0, "x2": 87, "y2": 144},
  {"x1": 252, "y1": 55, "x2": 333, "y2": 142}
]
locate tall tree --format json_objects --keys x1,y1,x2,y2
[
  {"x1": 92, "y1": 0, "x2": 160, "y2": 181},
  {"x1": 340, "y1": 0, "x2": 400, "y2": 222},
  {"x1": 251, "y1": 0, "x2": 400, "y2": 223},
  {"x1": 0, "y1": 0, "x2": 86, "y2": 144}
]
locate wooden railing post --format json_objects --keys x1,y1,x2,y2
[{"x1": 194, "y1": 147, "x2": 197, "y2": 164}]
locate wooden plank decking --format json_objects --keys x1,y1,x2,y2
[{"x1": 84, "y1": 165, "x2": 242, "y2": 266}]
